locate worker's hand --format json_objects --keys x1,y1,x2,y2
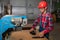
[
  {"x1": 39, "y1": 32, "x2": 44, "y2": 37},
  {"x1": 30, "y1": 28, "x2": 36, "y2": 35},
  {"x1": 29, "y1": 28, "x2": 34, "y2": 32},
  {"x1": 36, "y1": 31, "x2": 44, "y2": 37}
]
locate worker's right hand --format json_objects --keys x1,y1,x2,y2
[
  {"x1": 30, "y1": 28, "x2": 36, "y2": 35},
  {"x1": 29, "y1": 28, "x2": 34, "y2": 32}
]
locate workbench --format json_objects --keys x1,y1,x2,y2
[{"x1": 10, "y1": 30, "x2": 48, "y2": 40}]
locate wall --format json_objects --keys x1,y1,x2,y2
[
  {"x1": 26, "y1": 0, "x2": 40, "y2": 19},
  {"x1": 10, "y1": 0, "x2": 26, "y2": 16},
  {"x1": 0, "y1": 0, "x2": 56, "y2": 19},
  {"x1": 10, "y1": 0, "x2": 26, "y2": 6},
  {"x1": 10, "y1": 0, "x2": 40, "y2": 19},
  {"x1": 12, "y1": 7, "x2": 26, "y2": 15}
]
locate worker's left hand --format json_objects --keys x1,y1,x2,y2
[
  {"x1": 39, "y1": 32, "x2": 44, "y2": 37},
  {"x1": 36, "y1": 31, "x2": 44, "y2": 37}
]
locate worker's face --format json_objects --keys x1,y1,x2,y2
[
  {"x1": 39, "y1": 7, "x2": 47, "y2": 13},
  {"x1": 39, "y1": 8, "x2": 45, "y2": 13}
]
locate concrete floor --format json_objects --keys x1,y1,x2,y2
[{"x1": 49, "y1": 22, "x2": 60, "y2": 40}]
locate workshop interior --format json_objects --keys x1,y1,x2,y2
[{"x1": 0, "y1": 0, "x2": 60, "y2": 40}]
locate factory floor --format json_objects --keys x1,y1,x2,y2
[
  {"x1": 49, "y1": 22, "x2": 60, "y2": 40},
  {"x1": 5, "y1": 20, "x2": 60, "y2": 40}
]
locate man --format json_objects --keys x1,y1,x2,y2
[{"x1": 30, "y1": 0, "x2": 54, "y2": 40}]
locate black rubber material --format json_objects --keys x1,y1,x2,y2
[
  {"x1": 32, "y1": 36, "x2": 44, "y2": 38},
  {"x1": 30, "y1": 31, "x2": 36, "y2": 35}
]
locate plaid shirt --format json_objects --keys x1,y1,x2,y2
[{"x1": 32, "y1": 12, "x2": 54, "y2": 34}]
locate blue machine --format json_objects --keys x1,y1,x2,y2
[{"x1": 0, "y1": 15, "x2": 27, "y2": 40}]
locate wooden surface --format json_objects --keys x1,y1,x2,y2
[
  {"x1": 10, "y1": 30, "x2": 48, "y2": 40},
  {"x1": 22, "y1": 24, "x2": 32, "y2": 30},
  {"x1": 24, "y1": 24, "x2": 32, "y2": 27}
]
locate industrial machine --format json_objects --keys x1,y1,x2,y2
[{"x1": 0, "y1": 15, "x2": 27, "y2": 40}]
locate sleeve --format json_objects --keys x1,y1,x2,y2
[
  {"x1": 32, "y1": 15, "x2": 40, "y2": 29},
  {"x1": 43, "y1": 14, "x2": 54, "y2": 34}
]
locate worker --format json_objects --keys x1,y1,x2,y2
[{"x1": 30, "y1": 0, "x2": 54, "y2": 40}]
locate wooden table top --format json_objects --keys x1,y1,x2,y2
[{"x1": 10, "y1": 30, "x2": 48, "y2": 40}]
